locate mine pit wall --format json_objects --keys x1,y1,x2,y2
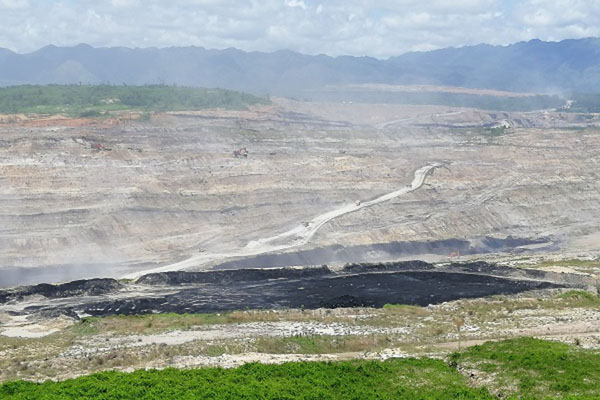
[
  {"x1": 211, "y1": 236, "x2": 556, "y2": 271},
  {"x1": 2, "y1": 110, "x2": 599, "y2": 291}
]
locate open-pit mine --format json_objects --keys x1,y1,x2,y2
[{"x1": 0, "y1": 92, "x2": 599, "y2": 383}]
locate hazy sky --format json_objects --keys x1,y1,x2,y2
[{"x1": 1, "y1": 0, "x2": 599, "y2": 58}]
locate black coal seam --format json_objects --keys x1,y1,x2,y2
[{"x1": 27, "y1": 270, "x2": 566, "y2": 317}]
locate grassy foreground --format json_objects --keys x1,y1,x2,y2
[
  {"x1": 2, "y1": 338, "x2": 599, "y2": 399},
  {"x1": 453, "y1": 337, "x2": 600, "y2": 399},
  {"x1": 0, "y1": 359, "x2": 491, "y2": 400},
  {"x1": 0, "y1": 85, "x2": 269, "y2": 116}
]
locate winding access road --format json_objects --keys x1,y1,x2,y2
[{"x1": 123, "y1": 163, "x2": 441, "y2": 279}]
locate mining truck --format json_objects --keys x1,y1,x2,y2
[{"x1": 233, "y1": 147, "x2": 248, "y2": 158}]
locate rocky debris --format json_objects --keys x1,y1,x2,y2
[{"x1": 61, "y1": 321, "x2": 411, "y2": 358}]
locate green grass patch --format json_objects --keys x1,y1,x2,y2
[
  {"x1": 451, "y1": 337, "x2": 600, "y2": 399},
  {"x1": 254, "y1": 334, "x2": 393, "y2": 354},
  {"x1": 487, "y1": 126, "x2": 507, "y2": 136},
  {"x1": 463, "y1": 126, "x2": 508, "y2": 138},
  {"x1": 557, "y1": 290, "x2": 600, "y2": 306},
  {"x1": 533, "y1": 258, "x2": 600, "y2": 269},
  {"x1": 382, "y1": 304, "x2": 429, "y2": 317},
  {"x1": 0, "y1": 358, "x2": 492, "y2": 400},
  {"x1": 0, "y1": 85, "x2": 269, "y2": 116},
  {"x1": 447, "y1": 290, "x2": 600, "y2": 321}
]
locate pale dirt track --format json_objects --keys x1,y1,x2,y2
[{"x1": 123, "y1": 163, "x2": 441, "y2": 278}]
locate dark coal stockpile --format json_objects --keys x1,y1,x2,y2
[
  {"x1": 136, "y1": 266, "x2": 331, "y2": 286},
  {"x1": 5, "y1": 261, "x2": 577, "y2": 319},
  {"x1": 82, "y1": 271, "x2": 558, "y2": 317},
  {"x1": 0, "y1": 279, "x2": 122, "y2": 304}
]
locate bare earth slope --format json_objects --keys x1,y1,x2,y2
[{"x1": 1, "y1": 99, "x2": 599, "y2": 286}]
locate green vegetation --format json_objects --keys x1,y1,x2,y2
[
  {"x1": 3, "y1": 338, "x2": 600, "y2": 399},
  {"x1": 0, "y1": 85, "x2": 269, "y2": 116},
  {"x1": 533, "y1": 258, "x2": 600, "y2": 269},
  {"x1": 468, "y1": 126, "x2": 508, "y2": 138},
  {"x1": 0, "y1": 358, "x2": 492, "y2": 400},
  {"x1": 382, "y1": 303, "x2": 429, "y2": 316},
  {"x1": 558, "y1": 290, "x2": 600, "y2": 306},
  {"x1": 254, "y1": 334, "x2": 392, "y2": 354},
  {"x1": 449, "y1": 291, "x2": 600, "y2": 319},
  {"x1": 487, "y1": 126, "x2": 507, "y2": 136},
  {"x1": 451, "y1": 337, "x2": 600, "y2": 399}
]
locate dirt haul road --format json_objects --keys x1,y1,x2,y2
[{"x1": 124, "y1": 163, "x2": 441, "y2": 278}]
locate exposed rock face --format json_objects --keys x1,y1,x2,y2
[{"x1": 0, "y1": 99, "x2": 599, "y2": 286}]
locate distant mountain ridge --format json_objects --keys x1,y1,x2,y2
[{"x1": 1, "y1": 38, "x2": 600, "y2": 94}]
